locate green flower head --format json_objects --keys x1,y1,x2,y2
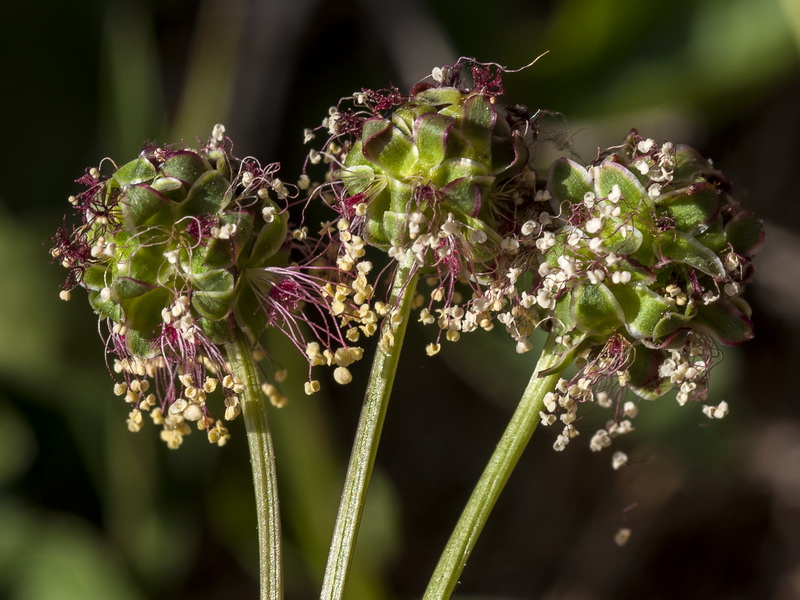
[
  {"x1": 52, "y1": 126, "x2": 360, "y2": 447},
  {"x1": 506, "y1": 130, "x2": 763, "y2": 452}
]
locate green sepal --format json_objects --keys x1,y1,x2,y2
[
  {"x1": 612, "y1": 283, "x2": 670, "y2": 339},
  {"x1": 599, "y1": 218, "x2": 644, "y2": 256},
  {"x1": 124, "y1": 328, "x2": 158, "y2": 359},
  {"x1": 571, "y1": 282, "x2": 624, "y2": 336},
  {"x1": 191, "y1": 269, "x2": 235, "y2": 321},
  {"x1": 203, "y1": 148, "x2": 231, "y2": 180},
  {"x1": 113, "y1": 276, "x2": 154, "y2": 300},
  {"x1": 161, "y1": 151, "x2": 211, "y2": 185},
  {"x1": 725, "y1": 211, "x2": 764, "y2": 257},
  {"x1": 248, "y1": 205, "x2": 288, "y2": 267},
  {"x1": 123, "y1": 185, "x2": 176, "y2": 228},
  {"x1": 694, "y1": 220, "x2": 727, "y2": 255},
  {"x1": 547, "y1": 158, "x2": 593, "y2": 208},
  {"x1": 198, "y1": 316, "x2": 235, "y2": 345},
  {"x1": 361, "y1": 118, "x2": 419, "y2": 180},
  {"x1": 652, "y1": 308, "x2": 695, "y2": 340},
  {"x1": 83, "y1": 264, "x2": 110, "y2": 291},
  {"x1": 460, "y1": 94, "x2": 496, "y2": 157},
  {"x1": 88, "y1": 289, "x2": 124, "y2": 322},
  {"x1": 658, "y1": 230, "x2": 725, "y2": 278},
  {"x1": 693, "y1": 300, "x2": 753, "y2": 345},
  {"x1": 178, "y1": 170, "x2": 232, "y2": 217},
  {"x1": 626, "y1": 348, "x2": 674, "y2": 400},
  {"x1": 124, "y1": 286, "x2": 171, "y2": 338},
  {"x1": 234, "y1": 281, "x2": 269, "y2": 344},
  {"x1": 339, "y1": 163, "x2": 378, "y2": 196},
  {"x1": 128, "y1": 244, "x2": 170, "y2": 286},
  {"x1": 113, "y1": 156, "x2": 156, "y2": 187},
  {"x1": 223, "y1": 211, "x2": 255, "y2": 264},
  {"x1": 595, "y1": 161, "x2": 653, "y2": 217},
  {"x1": 439, "y1": 176, "x2": 493, "y2": 218},
  {"x1": 414, "y1": 113, "x2": 453, "y2": 171},
  {"x1": 413, "y1": 87, "x2": 463, "y2": 108},
  {"x1": 656, "y1": 183, "x2": 720, "y2": 233}
]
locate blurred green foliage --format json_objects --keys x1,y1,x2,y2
[{"x1": 1, "y1": 0, "x2": 797, "y2": 598}]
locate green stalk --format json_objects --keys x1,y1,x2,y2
[
  {"x1": 225, "y1": 333, "x2": 283, "y2": 600},
  {"x1": 424, "y1": 332, "x2": 573, "y2": 599},
  {"x1": 320, "y1": 252, "x2": 419, "y2": 600}
]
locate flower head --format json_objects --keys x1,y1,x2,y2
[
  {"x1": 314, "y1": 59, "x2": 541, "y2": 344},
  {"x1": 52, "y1": 127, "x2": 362, "y2": 446},
  {"x1": 509, "y1": 131, "x2": 764, "y2": 451}
]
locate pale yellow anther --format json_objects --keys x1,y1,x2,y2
[
  {"x1": 346, "y1": 328, "x2": 361, "y2": 342},
  {"x1": 127, "y1": 409, "x2": 144, "y2": 433},
  {"x1": 304, "y1": 380, "x2": 321, "y2": 395},
  {"x1": 425, "y1": 343, "x2": 441, "y2": 356},
  {"x1": 125, "y1": 390, "x2": 140, "y2": 404},
  {"x1": 203, "y1": 377, "x2": 218, "y2": 393},
  {"x1": 275, "y1": 369, "x2": 288, "y2": 383},
  {"x1": 113, "y1": 382, "x2": 128, "y2": 396},
  {"x1": 59, "y1": 290, "x2": 71, "y2": 301},
  {"x1": 446, "y1": 330, "x2": 460, "y2": 342},
  {"x1": 222, "y1": 375, "x2": 235, "y2": 389},
  {"x1": 333, "y1": 366, "x2": 353, "y2": 385},
  {"x1": 184, "y1": 404, "x2": 203, "y2": 422}
]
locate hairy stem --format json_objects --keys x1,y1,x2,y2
[
  {"x1": 226, "y1": 333, "x2": 283, "y2": 600},
  {"x1": 424, "y1": 332, "x2": 572, "y2": 599},
  {"x1": 320, "y1": 252, "x2": 418, "y2": 600}
]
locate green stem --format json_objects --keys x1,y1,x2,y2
[
  {"x1": 320, "y1": 252, "x2": 419, "y2": 600},
  {"x1": 225, "y1": 333, "x2": 283, "y2": 600},
  {"x1": 423, "y1": 332, "x2": 573, "y2": 599}
]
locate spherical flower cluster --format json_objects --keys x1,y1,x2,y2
[
  {"x1": 313, "y1": 59, "x2": 539, "y2": 337},
  {"x1": 52, "y1": 126, "x2": 363, "y2": 447},
  {"x1": 505, "y1": 130, "x2": 763, "y2": 453}
]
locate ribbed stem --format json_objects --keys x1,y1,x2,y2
[
  {"x1": 424, "y1": 332, "x2": 573, "y2": 599},
  {"x1": 320, "y1": 252, "x2": 418, "y2": 600},
  {"x1": 226, "y1": 333, "x2": 283, "y2": 600}
]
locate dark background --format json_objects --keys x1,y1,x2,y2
[{"x1": 1, "y1": 0, "x2": 799, "y2": 598}]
